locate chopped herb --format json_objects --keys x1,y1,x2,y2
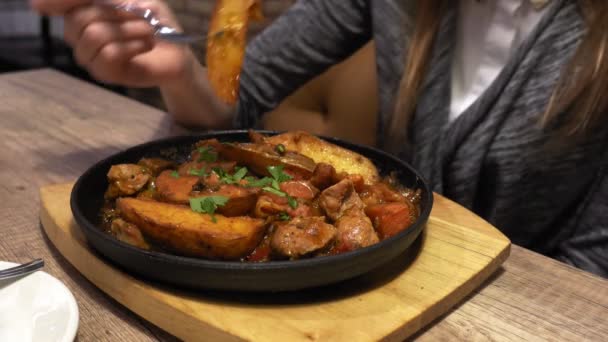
[
  {"x1": 275, "y1": 144, "x2": 286, "y2": 155},
  {"x1": 212, "y1": 167, "x2": 227, "y2": 178},
  {"x1": 268, "y1": 165, "x2": 292, "y2": 183},
  {"x1": 170, "y1": 170, "x2": 180, "y2": 178},
  {"x1": 245, "y1": 176, "x2": 273, "y2": 188},
  {"x1": 232, "y1": 167, "x2": 248, "y2": 182},
  {"x1": 278, "y1": 212, "x2": 291, "y2": 221},
  {"x1": 271, "y1": 179, "x2": 280, "y2": 190},
  {"x1": 287, "y1": 196, "x2": 298, "y2": 209},
  {"x1": 189, "y1": 196, "x2": 229, "y2": 223},
  {"x1": 213, "y1": 166, "x2": 248, "y2": 184},
  {"x1": 188, "y1": 167, "x2": 207, "y2": 177},
  {"x1": 197, "y1": 146, "x2": 218, "y2": 162},
  {"x1": 262, "y1": 186, "x2": 286, "y2": 197}
]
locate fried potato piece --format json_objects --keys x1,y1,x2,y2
[
  {"x1": 265, "y1": 131, "x2": 379, "y2": 184},
  {"x1": 117, "y1": 198, "x2": 267, "y2": 260},
  {"x1": 220, "y1": 142, "x2": 316, "y2": 180},
  {"x1": 206, "y1": 0, "x2": 263, "y2": 104}
]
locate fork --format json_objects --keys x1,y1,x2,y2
[
  {"x1": 94, "y1": 0, "x2": 206, "y2": 44},
  {"x1": 0, "y1": 259, "x2": 45, "y2": 280}
]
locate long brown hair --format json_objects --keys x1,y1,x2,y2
[{"x1": 387, "y1": 0, "x2": 608, "y2": 151}]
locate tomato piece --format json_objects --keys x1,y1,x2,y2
[{"x1": 365, "y1": 203, "x2": 415, "y2": 239}]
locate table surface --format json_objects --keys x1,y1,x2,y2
[{"x1": 1, "y1": 69, "x2": 607, "y2": 341}]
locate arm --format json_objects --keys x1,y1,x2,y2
[
  {"x1": 555, "y1": 171, "x2": 608, "y2": 278},
  {"x1": 263, "y1": 41, "x2": 378, "y2": 146},
  {"x1": 237, "y1": 0, "x2": 372, "y2": 127}
]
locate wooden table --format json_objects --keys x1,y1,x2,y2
[{"x1": 1, "y1": 69, "x2": 607, "y2": 341}]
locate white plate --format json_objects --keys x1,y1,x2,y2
[{"x1": 0, "y1": 261, "x2": 79, "y2": 342}]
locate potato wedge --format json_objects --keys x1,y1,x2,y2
[
  {"x1": 265, "y1": 131, "x2": 379, "y2": 184},
  {"x1": 206, "y1": 0, "x2": 263, "y2": 104},
  {"x1": 219, "y1": 142, "x2": 316, "y2": 180},
  {"x1": 117, "y1": 198, "x2": 266, "y2": 260}
]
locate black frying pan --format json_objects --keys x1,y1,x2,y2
[{"x1": 70, "y1": 130, "x2": 433, "y2": 292}]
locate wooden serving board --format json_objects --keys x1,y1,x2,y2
[{"x1": 40, "y1": 183, "x2": 510, "y2": 342}]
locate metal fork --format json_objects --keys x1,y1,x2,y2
[
  {"x1": 94, "y1": 0, "x2": 206, "y2": 44},
  {"x1": 0, "y1": 259, "x2": 45, "y2": 280}
]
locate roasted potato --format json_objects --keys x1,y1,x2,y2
[
  {"x1": 206, "y1": 0, "x2": 263, "y2": 104},
  {"x1": 265, "y1": 131, "x2": 379, "y2": 184},
  {"x1": 117, "y1": 198, "x2": 267, "y2": 260},
  {"x1": 219, "y1": 142, "x2": 316, "y2": 180}
]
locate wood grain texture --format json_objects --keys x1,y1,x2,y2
[
  {"x1": 1, "y1": 69, "x2": 607, "y2": 341},
  {"x1": 40, "y1": 183, "x2": 510, "y2": 342}
]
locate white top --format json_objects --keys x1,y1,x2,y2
[{"x1": 450, "y1": 0, "x2": 549, "y2": 121}]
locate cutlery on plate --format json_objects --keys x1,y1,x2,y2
[
  {"x1": 0, "y1": 259, "x2": 45, "y2": 280},
  {"x1": 94, "y1": 0, "x2": 205, "y2": 44}
]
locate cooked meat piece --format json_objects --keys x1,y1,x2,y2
[
  {"x1": 110, "y1": 218, "x2": 150, "y2": 249},
  {"x1": 155, "y1": 170, "x2": 199, "y2": 204},
  {"x1": 336, "y1": 173, "x2": 365, "y2": 193},
  {"x1": 248, "y1": 129, "x2": 268, "y2": 144},
  {"x1": 359, "y1": 182, "x2": 407, "y2": 206},
  {"x1": 319, "y1": 178, "x2": 379, "y2": 252},
  {"x1": 319, "y1": 179, "x2": 365, "y2": 221},
  {"x1": 105, "y1": 164, "x2": 151, "y2": 198},
  {"x1": 366, "y1": 203, "x2": 416, "y2": 239},
  {"x1": 334, "y1": 211, "x2": 379, "y2": 252},
  {"x1": 254, "y1": 194, "x2": 313, "y2": 219},
  {"x1": 191, "y1": 138, "x2": 223, "y2": 160},
  {"x1": 137, "y1": 158, "x2": 175, "y2": 176},
  {"x1": 196, "y1": 184, "x2": 260, "y2": 217},
  {"x1": 271, "y1": 217, "x2": 337, "y2": 259},
  {"x1": 279, "y1": 181, "x2": 319, "y2": 200},
  {"x1": 309, "y1": 163, "x2": 337, "y2": 190}
]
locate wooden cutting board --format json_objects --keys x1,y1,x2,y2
[{"x1": 40, "y1": 183, "x2": 510, "y2": 342}]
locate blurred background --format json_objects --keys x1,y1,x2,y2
[{"x1": 0, "y1": 0, "x2": 295, "y2": 108}]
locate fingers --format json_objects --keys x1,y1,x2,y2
[
  {"x1": 30, "y1": 0, "x2": 92, "y2": 16},
  {"x1": 63, "y1": 3, "x2": 155, "y2": 84},
  {"x1": 72, "y1": 20, "x2": 153, "y2": 66},
  {"x1": 88, "y1": 39, "x2": 155, "y2": 84},
  {"x1": 64, "y1": 5, "x2": 138, "y2": 44}
]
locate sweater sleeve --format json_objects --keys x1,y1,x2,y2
[
  {"x1": 235, "y1": 0, "x2": 372, "y2": 128},
  {"x1": 555, "y1": 170, "x2": 608, "y2": 278}
]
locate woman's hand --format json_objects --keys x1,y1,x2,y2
[
  {"x1": 30, "y1": 0, "x2": 235, "y2": 128},
  {"x1": 32, "y1": 0, "x2": 193, "y2": 87}
]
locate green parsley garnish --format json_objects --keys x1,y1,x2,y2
[
  {"x1": 262, "y1": 186, "x2": 286, "y2": 197},
  {"x1": 197, "y1": 146, "x2": 218, "y2": 163},
  {"x1": 268, "y1": 165, "x2": 292, "y2": 183},
  {"x1": 213, "y1": 166, "x2": 248, "y2": 184},
  {"x1": 278, "y1": 212, "x2": 291, "y2": 221},
  {"x1": 170, "y1": 170, "x2": 180, "y2": 178},
  {"x1": 189, "y1": 195, "x2": 229, "y2": 223},
  {"x1": 232, "y1": 167, "x2": 248, "y2": 182},
  {"x1": 188, "y1": 167, "x2": 207, "y2": 177},
  {"x1": 244, "y1": 176, "x2": 273, "y2": 187},
  {"x1": 287, "y1": 196, "x2": 298, "y2": 209}
]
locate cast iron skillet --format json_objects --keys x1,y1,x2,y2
[{"x1": 70, "y1": 130, "x2": 433, "y2": 292}]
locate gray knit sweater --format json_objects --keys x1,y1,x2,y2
[{"x1": 237, "y1": 0, "x2": 608, "y2": 277}]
